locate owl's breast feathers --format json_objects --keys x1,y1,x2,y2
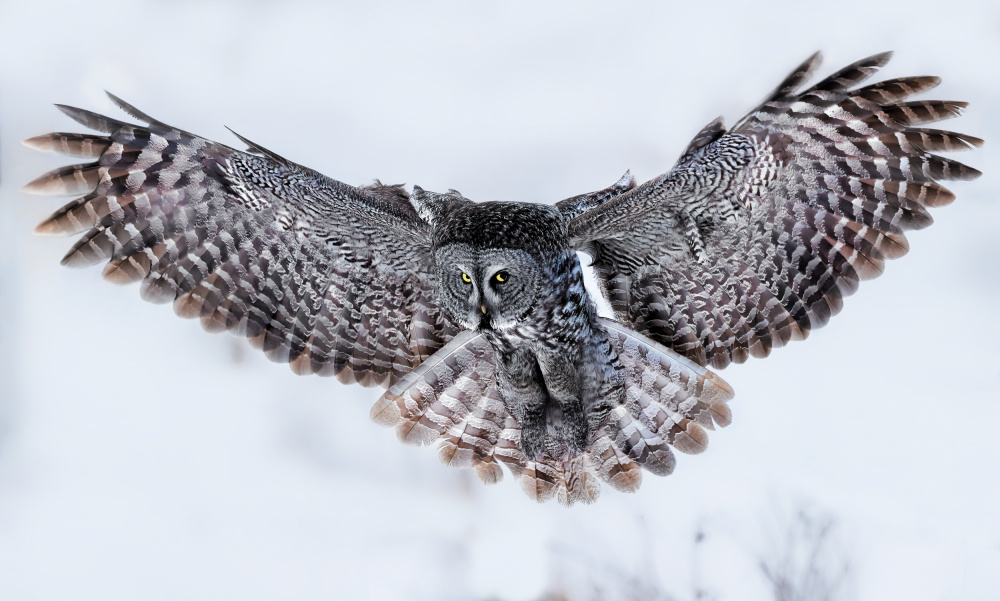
[{"x1": 479, "y1": 249, "x2": 609, "y2": 460}]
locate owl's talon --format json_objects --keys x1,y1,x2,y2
[
  {"x1": 570, "y1": 422, "x2": 588, "y2": 453},
  {"x1": 520, "y1": 421, "x2": 547, "y2": 460}
]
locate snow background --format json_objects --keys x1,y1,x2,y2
[{"x1": 0, "y1": 1, "x2": 998, "y2": 599}]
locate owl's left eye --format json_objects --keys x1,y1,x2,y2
[{"x1": 494, "y1": 271, "x2": 509, "y2": 284}]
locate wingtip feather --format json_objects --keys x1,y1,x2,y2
[
  {"x1": 34, "y1": 216, "x2": 73, "y2": 236},
  {"x1": 105, "y1": 91, "x2": 158, "y2": 124},
  {"x1": 867, "y1": 50, "x2": 894, "y2": 67},
  {"x1": 22, "y1": 135, "x2": 53, "y2": 152},
  {"x1": 55, "y1": 104, "x2": 129, "y2": 133}
]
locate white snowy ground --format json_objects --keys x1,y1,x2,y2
[{"x1": 1, "y1": 2, "x2": 998, "y2": 600}]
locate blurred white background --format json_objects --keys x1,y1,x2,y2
[{"x1": 1, "y1": 1, "x2": 998, "y2": 599}]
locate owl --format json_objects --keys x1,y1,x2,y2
[{"x1": 23, "y1": 52, "x2": 981, "y2": 504}]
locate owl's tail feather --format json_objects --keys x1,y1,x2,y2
[
  {"x1": 372, "y1": 321, "x2": 734, "y2": 505},
  {"x1": 504, "y1": 323, "x2": 734, "y2": 505},
  {"x1": 595, "y1": 320, "x2": 734, "y2": 471},
  {"x1": 372, "y1": 330, "x2": 508, "y2": 483},
  {"x1": 373, "y1": 331, "x2": 613, "y2": 504}
]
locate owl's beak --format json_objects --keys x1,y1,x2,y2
[{"x1": 476, "y1": 303, "x2": 492, "y2": 330}]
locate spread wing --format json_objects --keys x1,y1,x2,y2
[
  {"x1": 24, "y1": 94, "x2": 458, "y2": 387},
  {"x1": 564, "y1": 52, "x2": 982, "y2": 369}
]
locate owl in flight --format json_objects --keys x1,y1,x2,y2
[{"x1": 24, "y1": 52, "x2": 981, "y2": 504}]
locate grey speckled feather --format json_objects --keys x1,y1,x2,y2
[{"x1": 24, "y1": 52, "x2": 980, "y2": 505}]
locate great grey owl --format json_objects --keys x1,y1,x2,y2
[{"x1": 24, "y1": 52, "x2": 981, "y2": 504}]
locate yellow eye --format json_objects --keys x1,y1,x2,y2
[
  {"x1": 495, "y1": 271, "x2": 508, "y2": 283},
  {"x1": 461, "y1": 272, "x2": 471, "y2": 284}
]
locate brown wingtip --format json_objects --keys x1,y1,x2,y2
[
  {"x1": 21, "y1": 175, "x2": 55, "y2": 195},
  {"x1": 22, "y1": 135, "x2": 54, "y2": 152},
  {"x1": 33, "y1": 217, "x2": 70, "y2": 236},
  {"x1": 964, "y1": 135, "x2": 985, "y2": 149},
  {"x1": 963, "y1": 165, "x2": 983, "y2": 180}
]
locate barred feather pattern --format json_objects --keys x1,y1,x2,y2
[
  {"x1": 556, "y1": 170, "x2": 637, "y2": 219},
  {"x1": 24, "y1": 95, "x2": 458, "y2": 387},
  {"x1": 370, "y1": 319, "x2": 734, "y2": 505},
  {"x1": 24, "y1": 52, "x2": 980, "y2": 505},
  {"x1": 569, "y1": 52, "x2": 981, "y2": 369}
]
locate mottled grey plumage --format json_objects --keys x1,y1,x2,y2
[
  {"x1": 24, "y1": 52, "x2": 981, "y2": 504},
  {"x1": 570, "y1": 52, "x2": 981, "y2": 370}
]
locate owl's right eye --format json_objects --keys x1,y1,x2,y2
[{"x1": 461, "y1": 272, "x2": 472, "y2": 284}]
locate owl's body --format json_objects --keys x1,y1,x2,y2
[
  {"x1": 24, "y1": 52, "x2": 981, "y2": 503},
  {"x1": 428, "y1": 199, "x2": 617, "y2": 459}
]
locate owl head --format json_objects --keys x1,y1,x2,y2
[{"x1": 431, "y1": 201, "x2": 570, "y2": 331}]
